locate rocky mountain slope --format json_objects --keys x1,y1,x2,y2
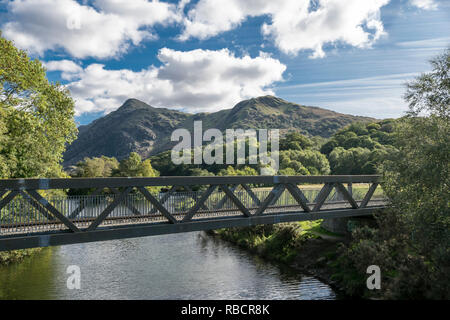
[{"x1": 63, "y1": 96, "x2": 373, "y2": 165}]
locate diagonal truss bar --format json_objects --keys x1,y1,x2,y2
[
  {"x1": 240, "y1": 184, "x2": 261, "y2": 207},
  {"x1": 182, "y1": 185, "x2": 217, "y2": 222},
  {"x1": 184, "y1": 185, "x2": 209, "y2": 210},
  {"x1": 285, "y1": 183, "x2": 311, "y2": 212},
  {"x1": 221, "y1": 185, "x2": 251, "y2": 217},
  {"x1": 269, "y1": 185, "x2": 286, "y2": 206},
  {"x1": 215, "y1": 184, "x2": 238, "y2": 209},
  {"x1": 0, "y1": 190, "x2": 7, "y2": 199},
  {"x1": 68, "y1": 188, "x2": 103, "y2": 219},
  {"x1": 86, "y1": 187, "x2": 133, "y2": 231},
  {"x1": 254, "y1": 184, "x2": 285, "y2": 216},
  {"x1": 312, "y1": 183, "x2": 333, "y2": 212},
  {"x1": 26, "y1": 190, "x2": 80, "y2": 233},
  {"x1": 137, "y1": 187, "x2": 177, "y2": 224},
  {"x1": 359, "y1": 183, "x2": 379, "y2": 208},
  {"x1": 149, "y1": 185, "x2": 177, "y2": 214},
  {"x1": 110, "y1": 188, "x2": 141, "y2": 216},
  {"x1": 0, "y1": 190, "x2": 19, "y2": 211},
  {"x1": 334, "y1": 182, "x2": 358, "y2": 208},
  {"x1": 19, "y1": 190, "x2": 55, "y2": 221}
]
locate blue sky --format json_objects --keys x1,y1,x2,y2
[{"x1": 1, "y1": 0, "x2": 449, "y2": 125}]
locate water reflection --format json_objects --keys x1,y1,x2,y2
[{"x1": 0, "y1": 232, "x2": 335, "y2": 300}]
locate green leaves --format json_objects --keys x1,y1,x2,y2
[
  {"x1": 336, "y1": 48, "x2": 450, "y2": 299},
  {"x1": 0, "y1": 34, "x2": 77, "y2": 178}
]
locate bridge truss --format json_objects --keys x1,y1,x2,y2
[{"x1": 0, "y1": 175, "x2": 385, "y2": 251}]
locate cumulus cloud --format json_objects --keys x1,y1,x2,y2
[
  {"x1": 180, "y1": 0, "x2": 390, "y2": 58},
  {"x1": 44, "y1": 60, "x2": 83, "y2": 80},
  {"x1": 410, "y1": 0, "x2": 438, "y2": 10},
  {"x1": 2, "y1": 0, "x2": 180, "y2": 59},
  {"x1": 47, "y1": 48, "x2": 286, "y2": 115}
]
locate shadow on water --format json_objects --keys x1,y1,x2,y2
[{"x1": 0, "y1": 232, "x2": 336, "y2": 300}]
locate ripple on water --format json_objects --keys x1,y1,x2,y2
[{"x1": 0, "y1": 232, "x2": 336, "y2": 300}]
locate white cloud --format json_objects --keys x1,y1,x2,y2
[
  {"x1": 44, "y1": 60, "x2": 83, "y2": 80},
  {"x1": 2, "y1": 0, "x2": 180, "y2": 59},
  {"x1": 180, "y1": 0, "x2": 390, "y2": 58},
  {"x1": 410, "y1": 0, "x2": 438, "y2": 10},
  {"x1": 48, "y1": 48, "x2": 286, "y2": 115}
]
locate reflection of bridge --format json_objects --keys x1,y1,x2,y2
[{"x1": 0, "y1": 175, "x2": 385, "y2": 251}]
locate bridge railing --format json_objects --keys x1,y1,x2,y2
[{"x1": 0, "y1": 175, "x2": 384, "y2": 238}]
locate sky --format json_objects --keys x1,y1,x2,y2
[{"x1": 0, "y1": 0, "x2": 449, "y2": 125}]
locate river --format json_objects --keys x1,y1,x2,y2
[{"x1": 0, "y1": 231, "x2": 336, "y2": 300}]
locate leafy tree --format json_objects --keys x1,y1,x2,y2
[
  {"x1": 279, "y1": 149, "x2": 330, "y2": 175},
  {"x1": 218, "y1": 166, "x2": 258, "y2": 176},
  {"x1": 150, "y1": 150, "x2": 194, "y2": 176},
  {"x1": 280, "y1": 132, "x2": 313, "y2": 151},
  {"x1": 115, "y1": 152, "x2": 159, "y2": 177},
  {"x1": 74, "y1": 156, "x2": 119, "y2": 177},
  {"x1": 328, "y1": 147, "x2": 372, "y2": 174},
  {"x1": 0, "y1": 107, "x2": 8, "y2": 177},
  {"x1": 0, "y1": 33, "x2": 77, "y2": 178},
  {"x1": 335, "y1": 49, "x2": 450, "y2": 299},
  {"x1": 188, "y1": 168, "x2": 215, "y2": 176},
  {"x1": 320, "y1": 118, "x2": 398, "y2": 174}
]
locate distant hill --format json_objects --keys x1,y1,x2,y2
[{"x1": 63, "y1": 96, "x2": 374, "y2": 165}]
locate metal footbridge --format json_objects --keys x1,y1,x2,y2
[{"x1": 0, "y1": 175, "x2": 386, "y2": 251}]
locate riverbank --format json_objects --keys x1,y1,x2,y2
[{"x1": 206, "y1": 221, "x2": 350, "y2": 297}]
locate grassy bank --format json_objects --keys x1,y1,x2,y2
[{"x1": 208, "y1": 220, "x2": 350, "y2": 294}]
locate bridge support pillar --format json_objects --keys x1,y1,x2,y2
[
  {"x1": 320, "y1": 183, "x2": 353, "y2": 235},
  {"x1": 321, "y1": 217, "x2": 351, "y2": 235}
]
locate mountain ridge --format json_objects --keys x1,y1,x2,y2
[{"x1": 63, "y1": 96, "x2": 374, "y2": 166}]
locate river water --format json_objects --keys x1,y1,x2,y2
[{"x1": 0, "y1": 232, "x2": 336, "y2": 300}]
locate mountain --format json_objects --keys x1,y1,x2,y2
[
  {"x1": 63, "y1": 99, "x2": 190, "y2": 166},
  {"x1": 63, "y1": 96, "x2": 374, "y2": 165}
]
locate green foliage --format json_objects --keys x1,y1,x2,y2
[
  {"x1": 216, "y1": 222, "x2": 316, "y2": 264},
  {"x1": 280, "y1": 132, "x2": 313, "y2": 151},
  {"x1": 0, "y1": 34, "x2": 77, "y2": 264},
  {"x1": 328, "y1": 147, "x2": 373, "y2": 174},
  {"x1": 73, "y1": 156, "x2": 119, "y2": 177},
  {"x1": 279, "y1": 149, "x2": 330, "y2": 175},
  {"x1": 321, "y1": 118, "x2": 398, "y2": 174},
  {"x1": 74, "y1": 152, "x2": 159, "y2": 178},
  {"x1": 0, "y1": 33, "x2": 77, "y2": 178},
  {"x1": 218, "y1": 165, "x2": 258, "y2": 176},
  {"x1": 189, "y1": 168, "x2": 215, "y2": 176},
  {"x1": 334, "y1": 49, "x2": 450, "y2": 299},
  {"x1": 115, "y1": 152, "x2": 159, "y2": 177},
  {"x1": 149, "y1": 150, "x2": 195, "y2": 176}
]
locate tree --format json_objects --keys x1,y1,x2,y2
[
  {"x1": 380, "y1": 49, "x2": 450, "y2": 297},
  {"x1": 280, "y1": 149, "x2": 330, "y2": 175},
  {"x1": 74, "y1": 156, "x2": 119, "y2": 177},
  {"x1": 0, "y1": 34, "x2": 78, "y2": 177},
  {"x1": 189, "y1": 168, "x2": 215, "y2": 176},
  {"x1": 280, "y1": 132, "x2": 313, "y2": 151},
  {"x1": 115, "y1": 152, "x2": 159, "y2": 177},
  {"x1": 0, "y1": 33, "x2": 77, "y2": 178},
  {"x1": 335, "y1": 49, "x2": 450, "y2": 299},
  {"x1": 218, "y1": 165, "x2": 258, "y2": 176},
  {"x1": 328, "y1": 147, "x2": 372, "y2": 174}
]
